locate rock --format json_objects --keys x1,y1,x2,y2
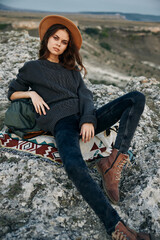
[
  {"x1": 0, "y1": 30, "x2": 160, "y2": 239},
  {"x1": 12, "y1": 21, "x2": 39, "y2": 30}
]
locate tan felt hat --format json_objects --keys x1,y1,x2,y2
[{"x1": 39, "y1": 15, "x2": 82, "y2": 49}]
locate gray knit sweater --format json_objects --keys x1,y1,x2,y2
[{"x1": 8, "y1": 59, "x2": 97, "y2": 133}]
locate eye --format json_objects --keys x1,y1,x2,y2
[
  {"x1": 53, "y1": 35, "x2": 58, "y2": 40},
  {"x1": 62, "y1": 41, "x2": 68, "y2": 45}
]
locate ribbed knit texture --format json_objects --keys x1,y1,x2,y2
[{"x1": 8, "y1": 59, "x2": 97, "y2": 134}]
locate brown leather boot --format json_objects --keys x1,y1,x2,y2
[
  {"x1": 112, "y1": 221, "x2": 153, "y2": 240},
  {"x1": 96, "y1": 148, "x2": 130, "y2": 204}
]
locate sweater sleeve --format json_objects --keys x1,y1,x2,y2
[
  {"x1": 8, "y1": 62, "x2": 32, "y2": 100},
  {"x1": 77, "y1": 72, "x2": 97, "y2": 129}
]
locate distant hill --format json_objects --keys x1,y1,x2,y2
[
  {"x1": 0, "y1": 3, "x2": 15, "y2": 11},
  {"x1": 0, "y1": 3, "x2": 160, "y2": 22},
  {"x1": 80, "y1": 12, "x2": 160, "y2": 22}
]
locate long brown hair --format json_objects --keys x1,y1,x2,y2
[{"x1": 39, "y1": 24, "x2": 87, "y2": 75}]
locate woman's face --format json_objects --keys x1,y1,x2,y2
[{"x1": 47, "y1": 29, "x2": 69, "y2": 59}]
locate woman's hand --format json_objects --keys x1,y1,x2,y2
[
  {"x1": 29, "y1": 91, "x2": 50, "y2": 115},
  {"x1": 80, "y1": 123, "x2": 95, "y2": 143}
]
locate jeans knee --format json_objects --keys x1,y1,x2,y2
[
  {"x1": 136, "y1": 91, "x2": 145, "y2": 103},
  {"x1": 132, "y1": 91, "x2": 145, "y2": 108}
]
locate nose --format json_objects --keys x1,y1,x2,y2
[{"x1": 56, "y1": 41, "x2": 61, "y2": 47}]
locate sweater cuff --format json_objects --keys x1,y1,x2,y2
[
  {"x1": 79, "y1": 115, "x2": 97, "y2": 130},
  {"x1": 8, "y1": 90, "x2": 15, "y2": 101}
]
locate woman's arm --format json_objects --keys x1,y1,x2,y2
[
  {"x1": 10, "y1": 91, "x2": 31, "y2": 100},
  {"x1": 77, "y1": 74, "x2": 97, "y2": 129},
  {"x1": 10, "y1": 91, "x2": 50, "y2": 115},
  {"x1": 76, "y1": 72, "x2": 97, "y2": 142}
]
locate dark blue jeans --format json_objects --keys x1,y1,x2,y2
[{"x1": 52, "y1": 91, "x2": 145, "y2": 235}]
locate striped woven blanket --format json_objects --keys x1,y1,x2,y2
[{"x1": 0, "y1": 125, "x2": 118, "y2": 165}]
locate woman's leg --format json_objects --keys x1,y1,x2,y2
[
  {"x1": 95, "y1": 91, "x2": 145, "y2": 153},
  {"x1": 52, "y1": 114, "x2": 121, "y2": 235},
  {"x1": 95, "y1": 91, "x2": 145, "y2": 204}
]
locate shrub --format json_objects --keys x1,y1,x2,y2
[
  {"x1": 100, "y1": 28, "x2": 109, "y2": 38},
  {"x1": 0, "y1": 23, "x2": 11, "y2": 30},
  {"x1": 84, "y1": 28, "x2": 100, "y2": 35},
  {"x1": 100, "y1": 42, "x2": 112, "y2": 51}
]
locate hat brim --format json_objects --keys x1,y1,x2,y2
[{"x1": 39, "y1": 15, "x2": 82, "y2": 50}]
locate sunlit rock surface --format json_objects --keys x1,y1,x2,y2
[{"x1": 0, "y1": 31, "x2": 159, "y2": 239}]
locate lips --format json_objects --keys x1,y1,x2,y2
[{"x1": 53, "y1": 47, "x2": 60, "y2": 52}]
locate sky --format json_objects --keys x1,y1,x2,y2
[{"x1": 0, "y1": 0, "x2": 160, "y2": 16}]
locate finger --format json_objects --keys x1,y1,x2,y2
[
  {"x1": 85, "y1": 131, "x2": 89, "y2": 142},
  {"x1": 88, "y1": 129, "x2": 92, "y2": 142},
  {"x1": 37, "y1": 105, "x2": 42, "y2": 115},
  {"x1": 42, "y1": 101, "x2": 50, "y2": 110},
  {"x1": 82, "y1": 130, "x2": 85, "y2": 142},
  {"x1": 85, "y1": 131, "x2": 89, "y2": 143},
  {"x1": 34, "y1": 105, "x2": 38, "y2": 113},
  {"x1": 89, "y1": 130, "x2": 93, "y2": 141},
  {"x1": 34, "y1": 104, "x2": 39, "y2": 114},
  {"x1": 82, "y1": 133, "x2": 85, "y2": 142},
  {"x1": 87, "y1": 127, "x2": 94, "y2": 142}
]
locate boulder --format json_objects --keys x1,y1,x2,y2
[{"x1": 0, "y1": 30, "x2": 159, "y2": 240}]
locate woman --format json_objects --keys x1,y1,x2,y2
[{"x1": 8, "y1": 15, "x2": 153, "y2": 240}]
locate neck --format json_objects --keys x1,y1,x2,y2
[{"x1": 47, "y1": 56, "x2": 59, "y2": 63}]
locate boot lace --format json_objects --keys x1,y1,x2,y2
[{"x1": 115, "y1": 156, "x2": 131, "y2": 181}]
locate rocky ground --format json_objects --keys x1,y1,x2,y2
[{"x1": 0, "y1": 30, "x2": 160, "y2": 239}]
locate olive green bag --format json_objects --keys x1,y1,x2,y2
[{"x1": 4, "y1": 99, "x2": 42, "y2": 139}]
